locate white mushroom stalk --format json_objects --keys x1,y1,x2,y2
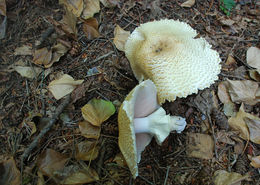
[{"x1": 134, "y1": 107, "x2": 186, "y2": 144}]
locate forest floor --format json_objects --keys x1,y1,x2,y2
[{"x1": 0, "y1": 0, "x2": 260, "y2": 184}]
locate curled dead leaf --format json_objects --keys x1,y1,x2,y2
[
  {"x1": 113, "y1": 25, "x2": 130, "y2": 51},
  {"x1": 79, "y1": 120, "x2": 101, "y2": 139},
  {"x1": 48, "y1": 74, "x2": 84, "y2": 100},
  {"x1": 181, "y1": 0, "x2": 195, "y2": 7},
  {"x1": 33, "y1": 48, "x2": 52, "y2": 66},
  {"x1": 59, "y1": 0, "x2": 84, "y2": 17},
  {"x1": 75, "y1": 140, "x2": 100, "y2": 161},
  {"x1": 248, "y1": 155, "x2": 260, "y2": 168},
  {"x1": 82, "y1": 0, "x2": 100, "y2": 19},
  {"x1": 83, "y1": 18, "x2": 100, "y2": 39}
]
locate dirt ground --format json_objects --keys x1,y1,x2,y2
[{"x1": 0, "y1": 0, "x2": 260, "y2": 184}]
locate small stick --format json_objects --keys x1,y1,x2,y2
[
  {"x1": 20, "y1": 95, "x2": 71, "y2": 183},
  {"x1": 84, "y1": 51, "x2": 114, "y2": 64},
  {"x1": 163, "y1": 166, "x2": 170, "y2": 185},
  {"x1": 207, "y1": 112, "x2": 218, "y2": 159}
]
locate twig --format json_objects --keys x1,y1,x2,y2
[
  {"x1": 207, "y1": 112, "x2": 218, "y2": 159},
  {"x1": 20, "y1": 95, "x2": 71, "y2": 183},
  {"x1": 163, "y1": 166, "x2": 170, "y2": 185},
  {"x1": 84, "y1": 51, "x2": 114, "y2": 65}
]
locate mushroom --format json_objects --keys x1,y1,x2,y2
[
  {"x1": 118, "y1": 80, "x2": 186, "y2": 178},
  {"x1": 125, "y1": 19, "x2": 221, "y2": 104}
]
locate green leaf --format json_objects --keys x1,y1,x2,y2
[
  {"x1": 81, "y1": 98, "x2": 116, "y2": 126},
  {"x1": 220, "y1": 0, "x2": 236, "y2": 16}
]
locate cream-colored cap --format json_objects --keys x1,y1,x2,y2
[{"x1": 125, "y1": 19, "x2": 221, "y2": 104}]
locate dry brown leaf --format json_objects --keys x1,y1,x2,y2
[
  {"x1": 81, "y1": 98, "x2": 115, "y2": 127},
  {"x1": 181, "y1": 0, "x2": 195, "y2": 7},
  {"x1": 61, "y1": 8, "x2": 77, "y2": 38},
  {"x1": 219, "y1": 18, "x2": 235, "y2": 26},
  {"x1": 59, "y1": 0, "x2": 84, "y2": 17},
  {"x1": 244, "y1": 118, "x2": 260, "y2": 144},
  {"x1": 37, "y1": 149, "x2": 69, "y2": 177},
  {"x1": 228, "y1": 104, "x2": 260, "y2": 141},
  {"x1": 82, "y1": 0, "x2": 100, "y2": 19},
  {"x1": 83, "y1": 18, "x2": 100, "y2": 39},
  {"x1": 227, "y1": 79, "x2": 259, "y2": 105},
  {"x1": 186, "y1": 133, "x2": 214, "y2": 159},
  {"x1": 248, "y1": 155, "x2": 260, "y2": 168},
  {"x1": 218, "y1": 81, "x2": 231, "y2": 104},
  {"x1": 75, "y1": 140, "x2": 100, "y2": 161},
  {"x1": 79, "y1": 121, "x2": 101, "y2": 139},
  {"x1": 33, "y1": 48, "x2": 52, "y2": 66},
  {"x1": 48, "y1": 74, "x2": 84, "y2": 100},
  {"x1": 249, "y1": 70, "x2": 260, "y2": 82},
  {"x1": 59, "y1": 165, "x2": 99, "y2": 184},
  {"x1": 213, "y1": 170, "x2": 249, "y2": 185},
  {"x1": 113, "y1": 25, "x2": 130, "y2": 51},
  {"x1": 0, "y1": 157, "x2": 21, "y2": 185},
  {"x1": 0, "y1": 0, "x2": 6, "y2": 16},
  {"x1": 216, "y1": 130, "x2": 236, "y2": 145},
  {"x1": 100, "y1": 0, "x2": 119, "y2": 8},
  {"x1": 247, "y1": 46, "x2": 260, "y2": 72},
  {"x1": 14, "y1": 45, "x2": 32, "y2": 56},
  {"x1": 71, "y1": 81, "x2": 91, "y2": 103}
]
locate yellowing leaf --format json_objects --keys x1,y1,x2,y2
[
  {"x1": 213, "y1": 170, "x2": 249, "y2": 185},
  {"x1": 186, "y1": 133, "x2": 214, "y2": 159},
  {"x1": 247, "y1": 46, "x2": 260, "y2": 73},
  {"x1": 83, "y1": 18, "x2": 100, "y2": 39},
  {"x1": 226, "y1": 79, "x2": 259, "y2": 105},
  {"x1": 228, "y1": 104, "x2": 260, "y2": 141},
  {"x1": 81, "y1": 0, "x2": 100, "y2": 19},
  {"x1": 14, "y1": 45, "x2": 32, "y2": 56},
  {"x1": 33, "y1": 48, "x2": 52, "y2": 66},
  {"x1": 244, "y1": 118, "x2": 260, "y2": 144},
  {"x1": 0, "y1": 158, "x2": 21, "y2": 185},
  {"x1": 81, "y1": 98, "x2": 115, "y2": 126},
  {"x1": 113, "y1": 25, "x2": 130, "y2": 51},
  {"x1": 59, "y1": 0, "x2": 84, "y2": 17},
  {"x1": 181, "y1": 0, "x2": 195, "y2": 7},
  {"x1": 79, "y1": 120, "x2": 101, "y2": 139},
  {"x1": 75, "y1": 140, "x2": 100, "y2": 161},
  {"x1": 37, "y1": 149, "x2": 69, "y2": 177},
  {"x1": 48, "y1": 74, "x2": 84, "y2": 100},
  {"x1": 248, "y1": 155, "x2": 260, "y2": 168}
]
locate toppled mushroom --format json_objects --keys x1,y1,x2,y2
[
  {"x1": 125, "y1": 19, "x2": 221, "y2": 104},
  {"x1": 118, "y1": 80, "x2": 186, "y2": 178}
]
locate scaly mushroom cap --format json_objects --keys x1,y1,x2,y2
[
  {"x1": 118, "y1": 80, "x2": 158, "y2": 178},
  {"x1": 125, "y1": 19, "x2": 221, "y2": 104}
]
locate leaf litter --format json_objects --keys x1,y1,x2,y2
[{"x1": 1, "y1": 0, "x2": 260, "y2": 184}]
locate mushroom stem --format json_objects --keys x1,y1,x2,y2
[{"x1": 134, "y1": 107, "x2": 186, "y2": 144}]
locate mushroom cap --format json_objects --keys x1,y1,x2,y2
[
  {"x1": 118, "y1": 80, "x2": 159, "y2": 178},
  {"x1": 125, "y1": 19, "x2": 221, "y2": 104}
]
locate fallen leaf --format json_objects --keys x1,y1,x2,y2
[
  {"x1": 248, "y1": 155, "x2": 260, "y2": 168},
  {"x1": 61, "y1": 8, "x2": 77, "y2": 38},
  {"x1": 81, "y1": 0, "x2": 100, "y2": 19},
  {"x1": 75, "y1": 140, "x2": 100, "y2": 161},
  {"x1": 213, "y1": 170, "x2": 249, "y2": 185},
  {"x1": 48, "y1": 74, "x2": 84, "y2": 100},
  {"x1": 228, "y1": 104, "x2": 260, "y2": 140},
  {"x1": 186, "y1": 133, "x2": 214, "y2": 159},
  {"x1": 59, "y1": 0, "x2": 84, "y2": 17},
  {"x1": 71, "y1": 81, "x2": 91, "y2": 103},
  {"x1": 223, "y1": 55, "x2": 237, "y2": 71},
  {"x1": 219, "y1": 18, "x2": 235, "y2": 26},
  {"x1": 33, "y1": 48, "x2": 52, "y2": 66},
  {"x1": 0, "y1": 0, "x2": 6, "y2": 39},
  {"x1": 223, "y1": 102, "x2": 236, "y2": 117},
  {"x1": 37, "y1": 149, "x2": 69, "y2": 177},
  {"x1": 100, "y1": 0, "x2": 119, "y2": 8},
  {"x1": 83, "y1": 18, "x2": 100, "y2": 39},
  {"x1": 13, "y1": 66, "x2": 42, "y2": 79},
  {"x1": 113, "y1": 25, "x2": 130, "y2": 51},
  {"x1": 113, "y1": 153, "x2": 127, "y2": 167},
  {"x1": 79, "y1": 120, "x2": 101, "y2": 139},
  {"x1": 81, "y1": 98, "x2": 116, "y2": 126},
  {"x1": 218, "y1": 81, "x2": 232, "y2": 104},
  {"x1": 0, "y1": 0, "x2": 6, "y2": 16},
  {"x1": 247, "y1": 46, "x2": 260, "y2": 73},
  {"x1": 0, "y1": 158, "x2": 21, "y2": 185},
  {"x1": 59, "y1": 165, "x2": 99, "y2": 184},
  {"x1": 181, "y1": 0, "x2": 195, "y2": 7},
  {"x1": 14, "y1": 45, "x2": 32, "y2": 56},
  {"x1": 216, "y1": 130, "x2": 236, "y2": 145},
  {"x1": 226, "y1": 79, "x2": 259, "y2": 105},
  {"x1": 244, "y1": 118, "x2": 260, "y2": 144},
  {"x1": 249, "y1": 70, "x2": 260, "y2": 82}
]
